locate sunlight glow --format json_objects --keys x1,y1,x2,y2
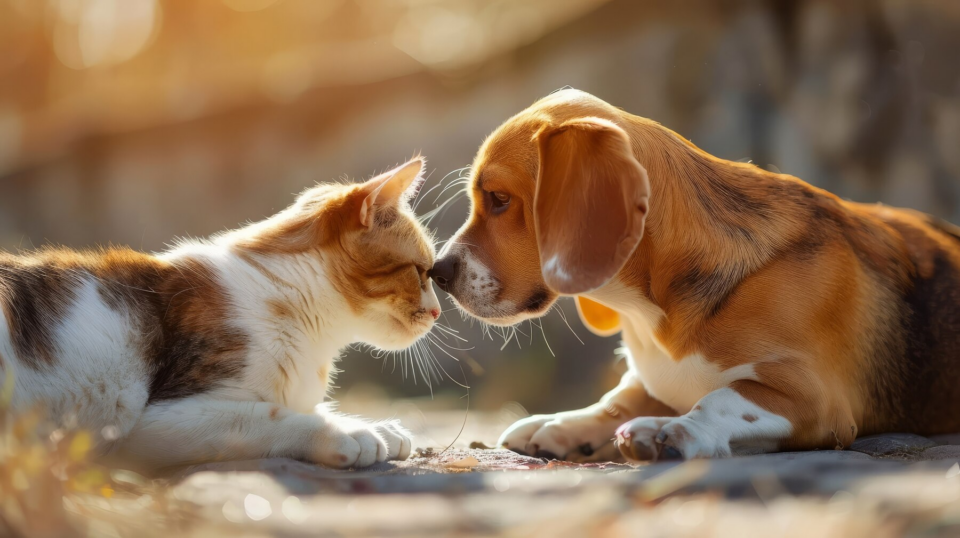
[
  {"x1": 244, "y1": 494, "x2": 273, "y2": 521},
  {"x1": 223, "y1": 0, "x2": 281, "y2": 12},
  {"x1": 51, "y1": 0, "x2": 160, "y2": 69}
]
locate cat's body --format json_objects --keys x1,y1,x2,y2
[{"x1": 0, "y1": 158, "x2": 439, "y2": 471}]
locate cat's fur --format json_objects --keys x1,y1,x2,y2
[{"x1": 0, "y1": 158, "x2": 440, "y2": 471}]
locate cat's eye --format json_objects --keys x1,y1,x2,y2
[
  {"x1": 415, "y1": 265, "x2": 428, "y2": 289},
  {"x1": 488, "y1": 191, "x2": 511, "y2": 214}
]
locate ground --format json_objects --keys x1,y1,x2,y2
[{"x1": 49, "y1": 409, "x2": 960, "y2": 538}]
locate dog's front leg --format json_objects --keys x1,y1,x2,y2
[
  {"x1": 499, "y1": 371, "x2": 675, "y2": 462},
  {"x1": 615, "y1": 378, "x2": 853, "y2": 460}
]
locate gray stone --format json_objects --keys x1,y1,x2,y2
[
  {"x1": 930, "y1": 433, "x2": 960, "y2": 446},
  {"x1": 848, "y1": 433, "x2": 937, "y2": 456},
  {"x1": 916, "y1": 445, "x2": 960, "y2": 461}
]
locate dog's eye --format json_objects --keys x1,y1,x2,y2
[{"x1": 489, "y1": 191, "x2": 511, "y2": 214}]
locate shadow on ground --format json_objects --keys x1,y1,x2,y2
[{"x1": 157, "y1": 418, "x2": 960, "y2": 537}]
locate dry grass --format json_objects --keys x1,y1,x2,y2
[{"x1": 0, "y1": 400, "x2": 186, "y2": 538}]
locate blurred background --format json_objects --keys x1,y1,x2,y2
[{"x1": 1, "y1": 0, "x2": 959, "y2": 425}]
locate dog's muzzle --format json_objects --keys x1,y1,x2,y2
[{"x1": 428, "y1": 255, "x2": 460, "y2": 293}]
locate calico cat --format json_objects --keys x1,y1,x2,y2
[{"x1": 0, "y1": 157, "x2": 440, "y2": 471}]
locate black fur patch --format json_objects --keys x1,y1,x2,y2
[
  {"x1": 670, "y1": 265, "x2": 745, "y2": 318},
  {"x1": 692, "y1": 161, "x2": 774, "y2": 220},
  {"x1": 868, "y1": 227, "x2": 960, "y2": 433},
  {"x1": 0, "y1": 255, "x2": 80, "y2": 368}
]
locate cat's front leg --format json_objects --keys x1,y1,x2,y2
[
  {"x1": 111, "y1": 397, "x2": 412, "y2": 471},
  {"x1": 321, "y1": 412, "x2": 413, "y2": 467}
]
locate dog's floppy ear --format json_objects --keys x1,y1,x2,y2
[
  {"x1": 575, "y1": 296, "x2": 621, "y2": 336},
  {"x1": 534, "y1": 117, "x2": 650, "y2": 294}
]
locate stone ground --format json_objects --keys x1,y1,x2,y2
[{"x1": 72, "y1": 408, "x2": 959, "y2": 538}]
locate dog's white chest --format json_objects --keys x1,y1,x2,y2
[
  {"x1": 584, "y1": 284, "x2": 757, "y2": 414},
  {"x1": 620, "y1": 320, "x2": 755, "y2": 414}
]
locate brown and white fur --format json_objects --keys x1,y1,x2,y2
[
  {"x1": 431, "y1": 89, "x2": 960, "y2": 461},
  {"x1": 0, "y1": 158, "x2": 440, "y2": 472}
]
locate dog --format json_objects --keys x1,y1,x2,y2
[{"x1": 430, "y1": 88, "x2": 960, "y2": 461}]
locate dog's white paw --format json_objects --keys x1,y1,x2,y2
[
  {"x1": 313, "y1": 418, "x2": 413, "y2": 468},
  {"x1": 615, "y1": 416, "x2": 730, "y2": 461},
  {"x1": 499, "y1": 410, "x2": 621, "y2": 462}
]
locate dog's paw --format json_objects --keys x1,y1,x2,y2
[
  {"x1": 313, "y1": 418, "x2": 413, "y2": 469},
  {"x1": 499, "y1": 411, "x2": 621, "y2": 462},
  {"x1": 615, "y1": 416, "x2": 731, "y2": 461}
]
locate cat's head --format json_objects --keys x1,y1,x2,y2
[{"x1": 235, "y1": 157, "x2": 440, "y2": 350}]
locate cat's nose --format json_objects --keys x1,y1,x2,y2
[{"x1": 429, "y1": 256, "x2": 460, "y2": 292}]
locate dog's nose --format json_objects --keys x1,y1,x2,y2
[{"x1": 429, "y1": 256, "x2": 460, "y2": 292}]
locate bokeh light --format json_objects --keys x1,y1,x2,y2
[{"x1": 50, "y1": 0, "x2": 161, "y2": 70}]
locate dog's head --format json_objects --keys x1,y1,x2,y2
[{"x1": 431, "y1": 89, "x2": 650, "y2": 328}]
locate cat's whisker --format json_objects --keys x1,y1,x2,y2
[
  {"x1": 423, "y1": 336, "x2": 470, "y2": 389},
  {"x1": 423, "y1": 342, "x2": 447, "y2": 386},
  {"x1": 410, "y1": 341, "x2": 424, "y2": 390},
  {"x1": 419, "y1": 341, "x2": 439, "y2": 391},
  {"x1": 422, "y1": 340, "x2": 442, "y2": 387}
]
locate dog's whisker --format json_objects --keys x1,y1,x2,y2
[
  {"x1": 432, "y1": 166, "x2": 472, "y2": 204},
  {"x1": 419, "y1": 191, "x2": 465, "y2": 226},
  {"x1": 555, "y1": 301, "x2": 585, "y2": 345},
  {"x1": 434, "y1": 324, "x2": 469, "y2": 342},
  {"x1": 436, "y1": 177, "x2": 471, "y2": 199},
  {"x1": 534, "y1": 318, "x2": 555, "y2": 357}
]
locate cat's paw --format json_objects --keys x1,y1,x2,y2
[{"x1": 313, "y1": 418, "x2": 413, "y2": 469}]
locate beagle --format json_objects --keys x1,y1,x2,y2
[{"x1": 431, "y1": 89, "x2": 960, "y2": 461}]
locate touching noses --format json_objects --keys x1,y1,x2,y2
[{"x1": 429, "y1": 255, "x2": 460, "y2": 293}]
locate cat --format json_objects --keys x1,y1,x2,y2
[{"x1": 0, "y1": 157, "x2": 440, "y2": 472}]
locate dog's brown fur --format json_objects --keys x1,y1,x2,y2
[{"x1": 443, "y1": 89, "x2": 960, "y2": 456}]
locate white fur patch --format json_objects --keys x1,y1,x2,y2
[
  {"x1": 439, "y1": 245, "x2": 521, "y2": 323},
  {"x1": 587, "y1": 280, "x2": 758, "y2": 414},
  {"x1": 498, "y1": 406, "x2": 621, "y2": 461},
  {"x1": 5, "y1": 277, "x2": 150, "y2": 445},
  {"x1": 618, "y1": 387, "x2": 793, "y2": 459},
  {"x1": 2, "y1": 181, "x2": 433, "y2": 470}
]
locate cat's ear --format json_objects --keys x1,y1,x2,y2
[{"x1": 359, "y1": 157, "x2": 426, "y2": 228}]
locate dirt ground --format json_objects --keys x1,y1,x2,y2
[{"x1": 25, "y1": 407, "x2": 960, "y2": 538}]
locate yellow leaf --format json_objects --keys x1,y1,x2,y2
[
  {"x1": 68, "y1": 431, "x2": 92, "y2": 462},
  {"x1": 444, "y1": 456, "x2": 480, "y2": 469}
]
